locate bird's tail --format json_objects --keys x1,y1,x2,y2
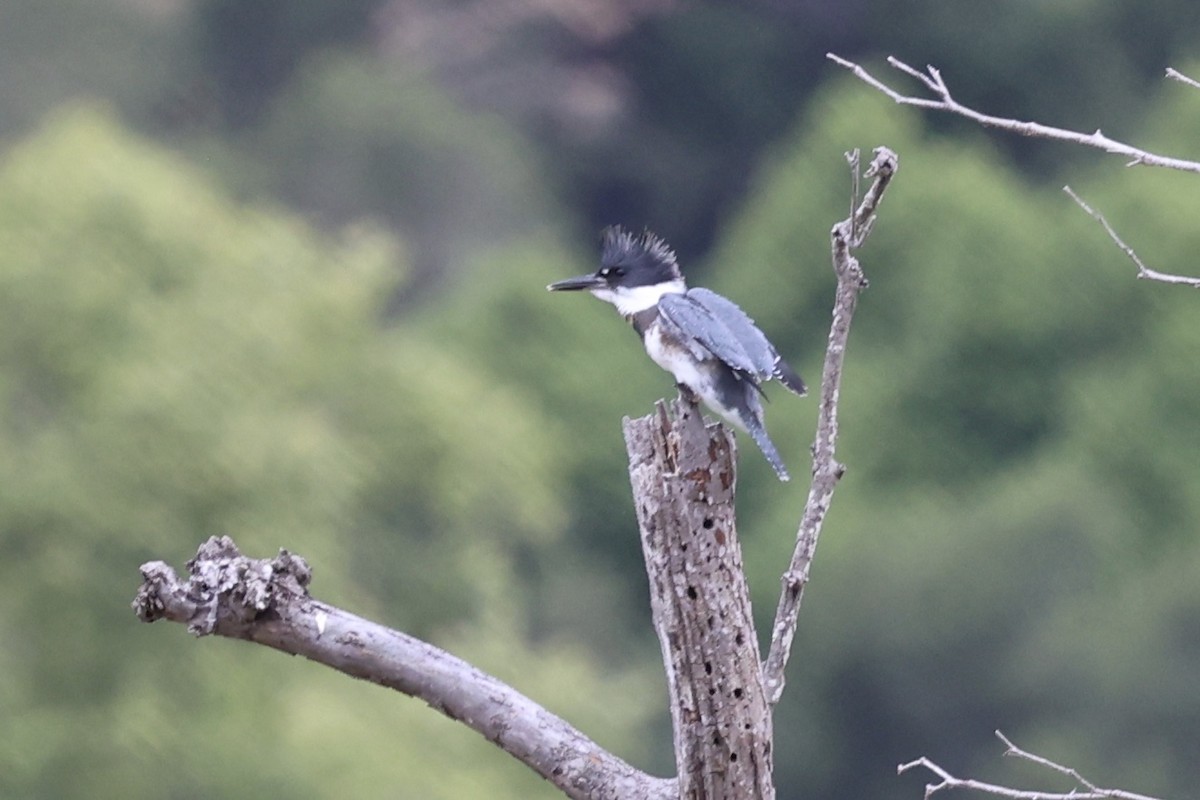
[
  {"x1": 773, "y1": 356, "x2": 807, "y2": 397},
  {"x1": 746, "y1": 420, "x2": 790, "y2": 481}
]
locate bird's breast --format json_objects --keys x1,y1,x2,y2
[
  {"x1": 643, "y1": 323, "x2": 711, "y2": 393},
  {"x1": 640, "y1": 320, "x2": 751, "y2": 431}
]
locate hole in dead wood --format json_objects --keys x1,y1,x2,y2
[
  {"x1": 733, "y1": 687, "x2": 743, "y2": 699},
  {"x1": 686, "y1": 585, "x2": 697, "y2": 600},
  {"x1": 735, "y1": 631, "x2": 745, "y2": 646},
  {"x1": 702, "y1": 517, "x2": 714, "y2": 529},
  {"x1": 730, "y1": 752, "x2": 739, "y2": 763},
  {"x1": 704, "y1": 661, "x2": 712, "y2": 675}
]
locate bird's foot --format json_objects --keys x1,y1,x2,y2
[{"x1": 675, "y1": 383, "x2": 700, "y2": 406}]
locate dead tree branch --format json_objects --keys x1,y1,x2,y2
[
  {"x1": 1063, "y1": 186, "x2": 1200, "y2": 287},
  {"x1": 132, "y1": 536, "x2": 675, "y2": 800},
  {"x1": 761, "y1": 146, "x2": 898, "y2": 704},
  {"x1": 898, "y1": 730, "x2": 1165, "y2": 800},
  {"x1": 826, "y1": 54, "x2": 1200, "y2": 174},
  {"x1": 1165, "y1": 67, "x2": 1200, "y2": 91},
  {"x1": 826, "y1": 53, "x2": 1200, "y2": 288},
  {"x1": 623, "y1": 399, "x2": 775, "y2": 800}
]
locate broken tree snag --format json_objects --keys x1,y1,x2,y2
[
  {"x1": 134, "y1": 536, "x2": 675, "y2": 800},
  {"x1": 133, "y1": 535, "x2": 313, "y2": 635},
  {"x1": 623, "y1": 399, "x2": 775, "y2": 800}
]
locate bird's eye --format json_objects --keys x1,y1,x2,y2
[{"x1": 601, "y1": 266, "x2": 624, "y2": 279}]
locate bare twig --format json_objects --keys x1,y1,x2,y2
[
  {"x1": 1165, "y1": 67, "x2": 1200, "y2": 91},
  {"x1": 1064, "y1": 186, "x2": 1200, "y2": 287},
  {"x1": 133, "y1": 536, "x2": 674, "y2": 800},
  {"x1": 898, "y1": 731, "x2": 1166, "y2": 800},
  {"x1": 761, "y1": 146, "x2": 898, "y2": 704},
  {"x1": 827, "y1": 53, "x2": 1200, "y2": 174},
  {"x1": 828, "y1": 53, "x2": 1200, "y2": 287}
]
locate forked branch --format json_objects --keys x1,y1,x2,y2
[
  {"x1": 899, "y1": 730, "x2": 1165, "y2": 800},
  {"x1": 827, "y1": 53, "x2": 1200, "y2": 287},
  {"x1": 761, "y1": 146, "x2": 898, "y2": 704},
  {"x1": 826, "y1": 54, "x2": 1200, "y2": 174},
  {"x1": 1063, "y1": 186, "x2": 1200, "y2": 287}
]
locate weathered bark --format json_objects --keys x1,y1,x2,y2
[
  {"x1": 623, "y1": 399, "x2": 774, "y2": 800},
  {"x1": 761, "y1": 146, "x2": 898, "y2": 704},
  {"x1": 133, "y1": 536, "x2": 675, "y2": 800}
]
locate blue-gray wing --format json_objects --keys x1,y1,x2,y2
[
  {"x1": 657, "y1": 289, "x2": 775, "y2": 381},
  {"x1": 659, "y1": 288, "x2": 807, "y2": 395}
]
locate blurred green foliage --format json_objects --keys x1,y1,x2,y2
[
  {"x1": 194, "y1": 0, "x2": 385, "y2": 127},
  {"x1": 243, "y1": 53, "x2": 553, "y2": 304},
  {"x1": 0, "y1": 0, "x2": 189, "y2": 138},
  {"x1": 2, "y1": 4, "x2": 1200, "y2": 800},
  {"x1": 0, "y1": 107, "x2": 655, "y2": 798}
]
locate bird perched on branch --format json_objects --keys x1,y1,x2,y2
[{"x1": 548, "y1": 225, "x2": 805, "y2": 480}]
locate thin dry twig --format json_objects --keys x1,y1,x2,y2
[
  {"x1": 897, "y1": 730, "x2": 1166, "y2": 800},
  {"x1": 1064, "y1": 186, "x2": 1200, "y2": 287},
  {"x1": 1165, "y1": 67, "x2": 1200, "y2": 91},
  {"x1": 828, "y1": 53, "x2": 1200, "y2": 287},
  {"x1": 826, "y1": 53, "x2": 1200, "y2": 174},
  {"x1": 761, "y1": 146, "x2": 898, "y2": 704}
]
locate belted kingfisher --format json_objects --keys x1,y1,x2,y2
[{"x1": 548, "y1": 225, "x2": 806, "y2": 480}]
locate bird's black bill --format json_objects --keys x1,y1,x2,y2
[{"x1": 547, "y1": 274, "x2": 605, "y2": 292}]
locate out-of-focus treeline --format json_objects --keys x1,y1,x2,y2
[{"x1": 2, "y1": 2, "x2": 1199, "y2": 798}]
